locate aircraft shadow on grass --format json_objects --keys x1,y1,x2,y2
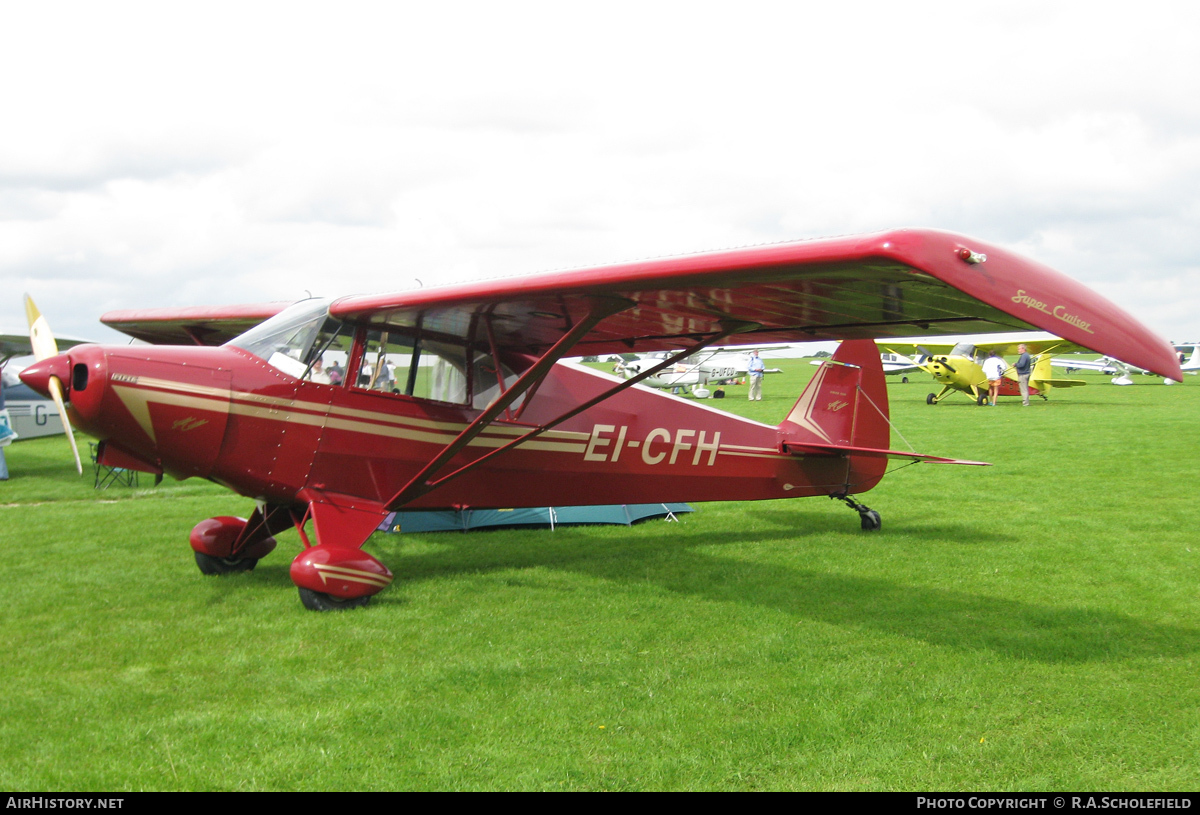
[{"x1": 208, "y1": 521, "x2": 1200, "y2": 666}]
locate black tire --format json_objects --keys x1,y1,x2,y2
[
  {"x1": 194, "y1": 551, "x2": 258, "y2": 575},
  {"x1": 901, "y1": 376, "x2": 909, "y2": 384},
  {"x1": 977, "y1": 392, "x2": 988, "y2": 406},
  {"x1": 860, "y1": 510, "x2": 882, "y2": 532},
  {"x1": 298, "y1": 587, "x2": 371, "y2": 612},
  {"x1": 926, "y1": 393, "x2": 937, "y2": 405}
]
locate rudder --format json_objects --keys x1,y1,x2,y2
[
  {"x1": 778, "y1": 340, "x2": 889, "y2": 491},
  {"x1": 779, "y1": 340, "x2": 889, "y2": 449}
]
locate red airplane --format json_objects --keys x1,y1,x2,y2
[{"x1": 20, "y1": 229, "x2": 1182, "y2": 610}]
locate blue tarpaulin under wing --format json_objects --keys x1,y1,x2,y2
[{"x1": 378, "y1": 503, "x2": 693, "y2": 533}]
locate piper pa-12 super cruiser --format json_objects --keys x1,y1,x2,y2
[{"x1": 20, "y1": 230, "x2": 1182, "y2": 610}]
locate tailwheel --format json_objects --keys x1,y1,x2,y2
[
  {"x1": 832, "y1": 494, "x2": 882, "y2": 532},
  {"x1": 194, "y1": 551, "x2": 258, "y2": 575},
  {"x1": 298, "y1": 587, "x2": 371, "y2": 612}
]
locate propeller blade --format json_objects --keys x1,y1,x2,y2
[
  {"x1": 47, "y1": 376, "x2": 83, "y2": 475},
  {"x1": 24, "y1": 295, "x2": 59, "y2": 362},
  {"x1": 25, "y1": 294, "x2": 83, "y2": 475}
]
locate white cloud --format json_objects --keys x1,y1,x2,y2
[{"x1": 1, "y1": 0, "x2": 1198, "y2": 342}]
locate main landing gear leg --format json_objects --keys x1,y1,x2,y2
[{"x1": 832, "y1": 493, "x2": 882, "y2": 531}]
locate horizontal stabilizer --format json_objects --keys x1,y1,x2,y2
[
  {"x1": 781, "y1": 441, "x2": 989, "y2": 466},
  {"x1": 1032, "y1": 377, "x2": 1086, "y2": 388}
]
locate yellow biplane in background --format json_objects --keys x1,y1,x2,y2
[{"x1": 879, "y1": 333, "x2": 1089, "y2": 405}]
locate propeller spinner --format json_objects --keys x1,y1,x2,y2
[{"x1": 931, "y1": 356, "x2": 957, "y2": 375}]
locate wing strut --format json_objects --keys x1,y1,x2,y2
[
  {"x1": 385, "y1": 295, "x2": 634, "y2": 509},
  {"x1": 386, "y1": 317, "x2": 761, "y2": 510}
]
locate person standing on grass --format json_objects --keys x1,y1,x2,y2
[
  {"x1": 983, "y1": 350, "x2": 1006, "y2": 406},
  {"x1": 747, "y1": 349, "x2": 765, "y2": 401},
  {"x1": 0, "y1": 378, "x2": 9, "y2": 480},
  {"x1": 1014, "y1": 344, "x2": 1033, "y2": 406}
]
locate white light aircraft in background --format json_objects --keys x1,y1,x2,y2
[
  {"x1": 1051, "y1": 343, "x2": 1199, "y2": 385},
  {"x1": 1, "y1": 327, "x2": 90, "y2": 445},
  {"x1": 813, "y1": 351, "x2": 928, "y2": 382},
  {"x1": 613, "y1": 344, "x2": 789, "y2": 397}
]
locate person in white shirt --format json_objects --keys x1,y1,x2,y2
[
  {"x1": 747, "y1": 350, "x2": 766, "y2": 401},
  {"x1": 982, "y1": 351, "x2": 1007, "y2": 406}
]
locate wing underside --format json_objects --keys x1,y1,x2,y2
[
  {"x1": 96, "y1": 230, "x2": 1181, "y2": 379},
  {"x1": 329, "y1": 229, "x2": 1181, "y2": 379},
  {"x1": 101, "y1": 303, "x2": 290, "y2": 346},
  {"x1": 879, "y1": 334, "x2": 1090, "y2": 358}
]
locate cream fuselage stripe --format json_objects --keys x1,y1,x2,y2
[
  {"x1": 717, "y1": 449, "x2": 789, "y2": 459},
  {"x1": 112, "y1": 377, "x2": 777, "y2": 460},
  {"x1": 113, "y1": 379, "x2": 590, "y2": 453},
  {"x1": 119, "y1": 377, "x2": 589, "y2": 437}
]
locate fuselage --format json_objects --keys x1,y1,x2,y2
[
  {"x1": 1, "y1": 373, "x2": 66, "y2": 440},
  {"x1": 27, "y1": 341, "x2": 883, "y2": 512}
]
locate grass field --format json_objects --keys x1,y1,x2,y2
[{"x1": 2, "y1": 361, "x2": 1198, "y2": 791}]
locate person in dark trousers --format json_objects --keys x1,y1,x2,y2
[{"x1": 1014, "y1": 344, "x2": 1033, "y2": 406}]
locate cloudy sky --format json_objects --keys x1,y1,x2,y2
[{"x1": 2, "y1": 0, "x2": 1198, "y2": 345}]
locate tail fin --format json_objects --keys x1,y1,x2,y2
[
  {"x1": 779, "y1": 339, "x2": 889, "y2": 451},
  {"x1": 777, "y1": 341, "x2": 988, "y2": 489},
  {"x1": 1032, "y1": 353, "x2": 1054, "y2": 383},
  {"x1": 1031, "y1": 352, "x2": 1086, "y2": 392},
  {"x1": 1181, "y1": 344, "x2": 1199, "y2": 371}
]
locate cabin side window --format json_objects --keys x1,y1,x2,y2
[{"x1": 349, "y1": 327, "x2": 521, "y2": 409}]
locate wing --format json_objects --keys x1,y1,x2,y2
[
  {"x1": 882, "y1": 361, "x2": 926, "y2": 375},
  {"x1": 93, "y1": 230, "x2": 1180, "y2": 378},
  {"x1": 970, "y1": 334, "x2": 1086, "y2": 356},
  {"x1": 878, "y1": 340, "x2": 958, "y2": 357},
  {"x1": 1, "y1": 331, "x2": 91, "y2": 362},
  {"x1": 879, "y1": 332, "x2": 1087, "y2": 358},
  {"x1": 100, "y1": 302, "x2": 290, "y2": 346},
  {"x1": 328, "y1": 229, "x2": 1180, "y2": 378},
  {"x1": 1049, "y1": 357, "x2": 1123, "y2": 373}
]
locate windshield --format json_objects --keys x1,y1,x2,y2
[
  {"x1": 226, "y1": 298, "x2": 522, "y2": 405},
  {"x1": 227, "y1": 299, "x2": 340, "y2": 378},
  {"x1": 949, "y1": 342, "x2": 976, "y2": 359}
]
